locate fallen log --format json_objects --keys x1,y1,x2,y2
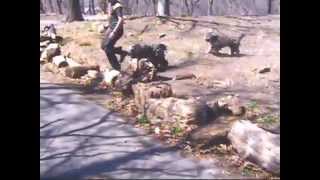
[
  {"x1": 64, "y1": 65, "x2": 100, "y2": 79},
  {"x1": 132, "y1": 82, "x2": 173, "y2": 112},
  {"x1": 146, "y1": 97, "x2": 210, "y2": 125},
  {"x1": 228, "y1": 120, "x2": 280, "y2": 175}
]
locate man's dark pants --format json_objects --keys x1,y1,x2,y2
[{"x1": 101, "y1": 28, "x2": 124, "y2": 71}]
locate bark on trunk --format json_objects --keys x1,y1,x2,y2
[{"x1": 66, "y1": 0, "x2": 84, "y2": 22}]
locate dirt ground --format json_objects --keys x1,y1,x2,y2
[
  {"x1": 40, "y1": 15, "x2": 280, "y2": 178},
  {"x1": 42, "y1": 15, "x2": 279, "y2": 115}
]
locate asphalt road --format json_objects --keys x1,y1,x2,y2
[{"x1": 40, "y1": 76, "x2": 235, "y2": 179}]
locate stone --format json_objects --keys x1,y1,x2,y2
[{"x1": 228, "y1": 120, "x2": 280, "y2": 175}]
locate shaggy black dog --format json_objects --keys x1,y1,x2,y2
[
  {"x1": 128, "y1": 43, "x2": 169, "y2": 72},
  {"x1": 205, "y1": 32, "x2": 245, "y2": 56}
]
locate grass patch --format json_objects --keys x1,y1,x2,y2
[
  {"x1": 171, "y1": 125, "x2": 183, "y2": 136},
  {"x1": 137, "y1": 115, "x2": 149, "y2": 125},
  {"x1": 256, "y1": 114, "x2": 279, "y2": 124},
  {"x1": 247, "y1": 100, "x2": 258, "y2": 110}
]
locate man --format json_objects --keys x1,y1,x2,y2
[{"x1": 101, "y1": 0, "x2": 125, "y2": 71}]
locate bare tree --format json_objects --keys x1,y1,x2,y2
[
  {"x1": 88, "y1": 0, "x2": 96, "y2": 15},
  {"x1": 157, "y1": 0, "x2": 170, "y2": 17},
  {"x1": 98, "y1": 0, "x2": 107, "y2": 14},
  {"x1": 152, "y1": 0, "x2": 157, "y2": 15},
  {"x1": 208, "y1": 0, "x2": 213, "y2": 15},
  {"x1": 48, "y1": 0, "x2": 55, "y2": 13},
  {"x1": 56, "y1": 0, "x2": 63, "y2": 14},
  {"x1": 80, "y1": 0, "x2": 85, "y2": 13},
  {"x1": 66, "y1": 0, "x2": 84, "y2": 22},
  {"x1": 184, "y1": 0, "x2": 200, "y2": 16},
  {"x1": 40, "y1": 0, "x2": 45, "y2": 13},
  {"x1": 122, "y1": 0, "x2": 131, "y2": 15}
]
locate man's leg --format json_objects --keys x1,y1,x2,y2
[{"x1": 103, "y1": 39, "x2": 121, "y2": 71}]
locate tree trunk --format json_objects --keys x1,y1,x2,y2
[
  {"x1": 157, "y1": 0, "x2": 170, "y2": 17},
  {"x1": 66, "y1": 0, "x2": 84, "y2": 22},
  {"x1": 208, "y1": 0, "x2": 213, "y2": 16},
  {"x1": 88, "y1": 0, "x2": 96, "y2": 15},
  {"x1": 122, "y1": 0, "x2": 131, "y2": 15},
  {"x1": 40, "y1": 0, "x2": 45, "y2": 13},
  {"x1": 92, "y1": 0, "x2": 96, "y2": 14},
  {"x1": 80, "y1": 0, "x2": 85, "y2": 13},
  {"x1": 184, "y1": 0, "x2": 190, "y2": 16},
  {"x1": 98, "y1": 0, "x2": 107, "y2": 14},
  {"x1": 152, "y1": 0, "x2": 157, "y2": 16},
  {"x1": 48, "y1": 0, "x2": 55, "y2": 13},
  {"x1": 56, "y1": 0, "x2": 63, "y2": 14},
  {"x1": 228, "y1": 120, "x2": 280, "y2": 175}
]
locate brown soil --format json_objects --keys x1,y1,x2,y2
[{"x1": 40, "y1": 15, "x2": 280, "y2": 178}]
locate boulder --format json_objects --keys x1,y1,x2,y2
[{"x1": 228, "y1": 120, "x2": 280, "y2": 175}]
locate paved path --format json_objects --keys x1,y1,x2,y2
[{"x1": 40, "y1": 75, "x2": 236, "y2": 179}]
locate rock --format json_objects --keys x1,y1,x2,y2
[
  {"x1": 228, "y1": 120, "x2": 280, "y2": 175},
  {"x1": 40, "y1": 43, "x2": 61, "y2": 62},
  {"x1": 64, "y1": 65, "x2": 100, "y2": 79},
  {"x1": 146, "y1": 97, "x2": 210, "y2": 125},
  {"x1": 259, "y1": 67, "x2": 271, "y2": 74},
  {"x1": 52, "y1": 55, "x2": 69, "y2": 68},
  {"x1": 132, "y1": 82, "x2": 173, "y2": 111},
  {"x1": 159, "y1": 33, "x2": 166, "y2": 38}
]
